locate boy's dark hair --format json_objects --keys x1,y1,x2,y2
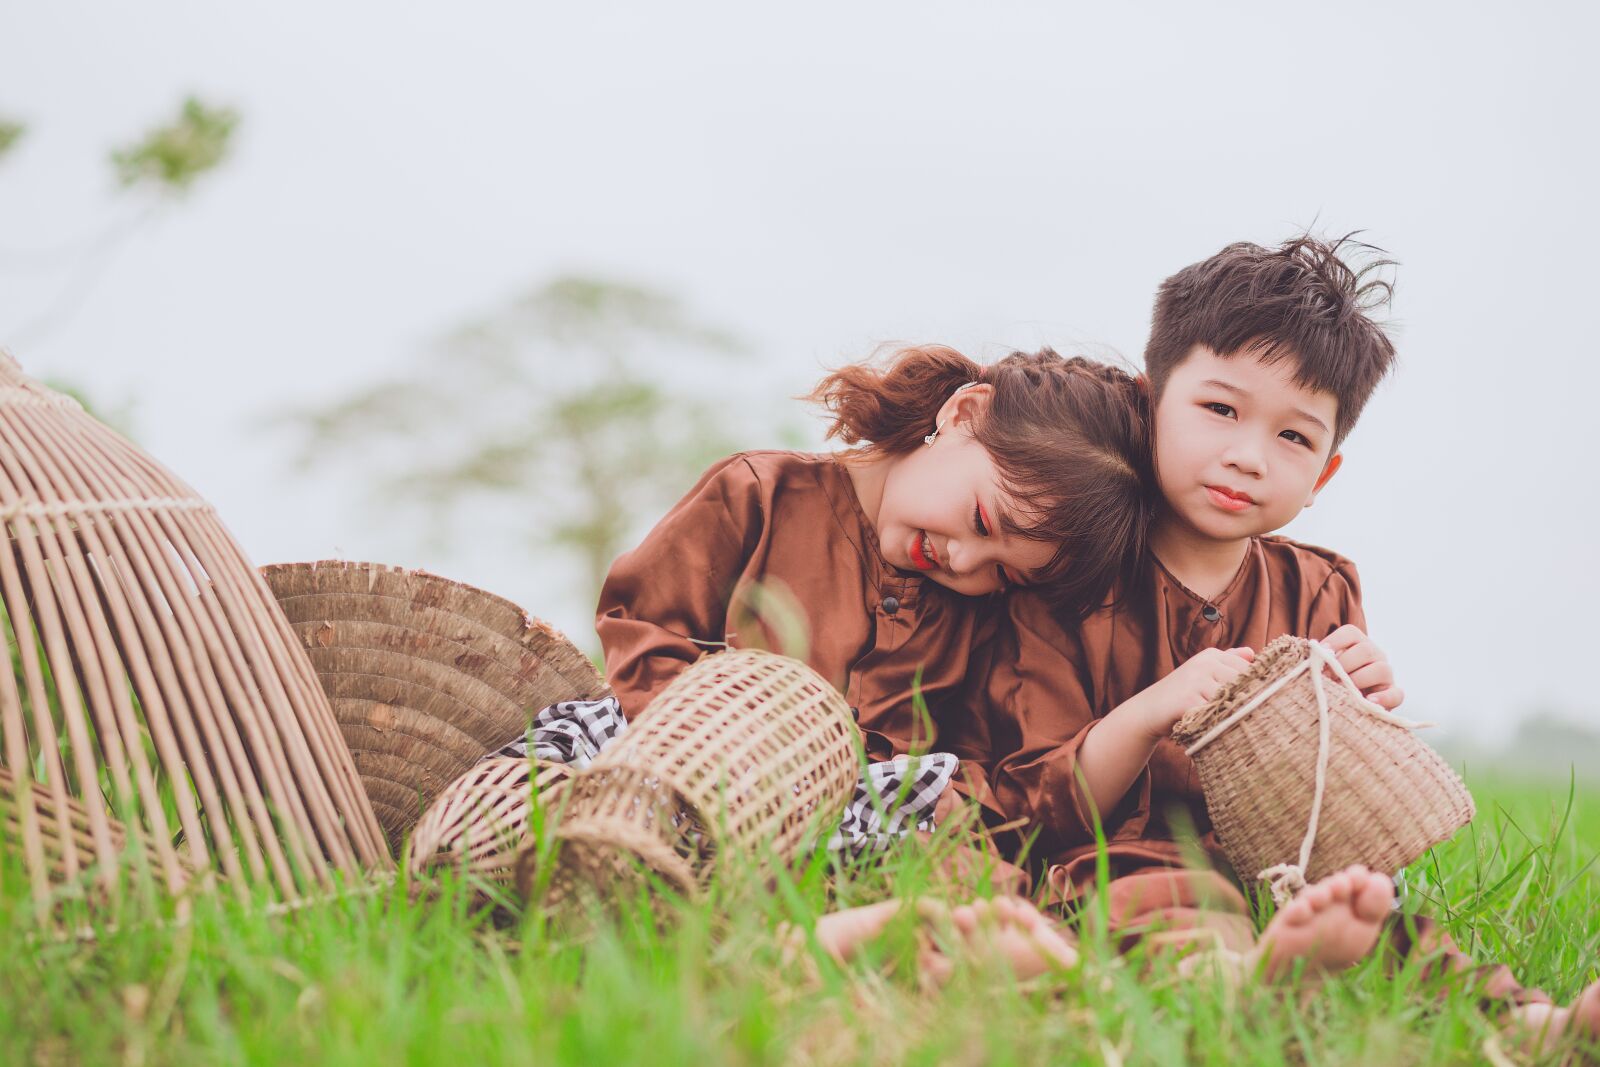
[
  {"x1": 1144, "y1": 234, "x2": 1398, "y2": 446},
  {"x1": 810, "y1": 344, "x2": 1153, "y2": 622}
]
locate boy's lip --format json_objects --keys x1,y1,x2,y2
[
  {"x1": 908, "y1": 531, "x2": 940, "y2": 571},
  {"x1": 1204, "y1": 485, "x2": 1256, "y2": 511}
]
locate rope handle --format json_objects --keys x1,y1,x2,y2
[{"x1": 1182, "y1": 639, "x2": 1431, "y2": 906}]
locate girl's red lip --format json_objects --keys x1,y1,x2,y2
[
  {"x1": 1205, "y1": 485, "x2": 1255, "y2": 512},
  {"x1": 907, "y1": 532, "x2": 939, "y2": 571}
]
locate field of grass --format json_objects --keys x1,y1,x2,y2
[{"x1": 3, "y1": 770, "x2": 1596, "y2": 1066}]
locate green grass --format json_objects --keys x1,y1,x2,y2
[{"x1": 3, "y1": 771, "x2": 1596, "y2": 1066}]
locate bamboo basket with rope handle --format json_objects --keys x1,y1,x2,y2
[
  {"x1": 1172, "y1": 634, "x2": 1474, "y2": 903},
  {"x1": 0, "y1": 353, "x2": 388, "y2": 919}
]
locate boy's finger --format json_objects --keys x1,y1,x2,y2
[
  {"x1": 1364, "y1": 685, "x2": 1405, "y2": 710},
  {"x1": 1336, "y1": 641, "x2": 1378, "y2": 674},
  {"x1": 1346, "y1": 662, "x2": 1393, "y2": 692},
  {"x1": 1226, "y1": 646, "x2": 1256, "y2": 661},
  {"x1": 1322, "y1": 625, "x2": 1364, "y2": 653}
]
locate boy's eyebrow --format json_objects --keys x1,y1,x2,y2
[
  {"x1": 1201, "y1": 378, "x2": 1330, "y2": 434},
  {"x1": 1293, "y1": 408, "x2": 1331, "y2": 434}
]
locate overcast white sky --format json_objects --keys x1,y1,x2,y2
[{"x1": 2, "y1": 2, "x2": 1596, "y2": 742}]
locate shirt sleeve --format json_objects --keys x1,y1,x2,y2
[
  {"x1": 595, "y1": 455, "x2": 765, "y2": 720},
  {"x1": 956, "y1": 595, "x2": 1149, "y2": 859},
  {"x1": 1306, "y1": 556, "x2": 1366, "y2": 637}
]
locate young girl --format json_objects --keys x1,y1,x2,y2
[{"x1": 595, "y1": 344, "x2": 1151, "y2": 797}]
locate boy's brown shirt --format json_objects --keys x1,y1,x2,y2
[
  {"x1": 597, "y1": 450, "x2": 1001, "y2": 798},
  {"x1": 953, "y1": 535, "x2": 1363, "y2": 893}
]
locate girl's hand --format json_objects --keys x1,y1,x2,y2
[
  {"x1": 1322, "y1": 624, "x2": 1404, "y2": 710},
  {"x1": 1127, "y1": 646, "x2": 1255, "y2": 741}
]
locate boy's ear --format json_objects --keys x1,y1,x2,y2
[{"x1": 1306, "y1": 452, "x2": 1343, "y2": 506}]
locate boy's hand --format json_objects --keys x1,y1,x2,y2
[
  {"x1": 1322, "y1": 624, "x2": 1405, "y2": 710},
  {"x1": 1132, "y1": 646, "x2": 1255, "y2": 741}
]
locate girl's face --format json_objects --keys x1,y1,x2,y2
[{"x1": 876, "y1": 388, "x2": 1057, "y2": 597}]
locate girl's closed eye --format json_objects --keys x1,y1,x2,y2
[{"x1": 973, "y1": 502, "x2": 991, "y2": 537}]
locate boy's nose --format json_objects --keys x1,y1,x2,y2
[{"x1": 1222, "y1": 441, "x2": 1266, "y2": 476}]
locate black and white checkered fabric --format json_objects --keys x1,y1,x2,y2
[
  {"x1": 490, "y1": 696, "x2": 953, "y2": 850},
  {"x1": 491, "y1": 696, "x2": 628, "y2": 770},
  {"x1": 827, "y1": 751, "x2": 958, "y2": 854}
]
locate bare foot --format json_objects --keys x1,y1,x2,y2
[
  {"x1": 943, "y1": 896, "x2": 1080, "y2": 982},
  {"x1": 809, "y1": 899, "x2": 920, "y2": 965},
  {"x1": 1507, "y1": 980, "x2": 1600, "y2": 1060},
  {"x1": 1253, "y1": 865, "x2": 1394, "y2": 981}
]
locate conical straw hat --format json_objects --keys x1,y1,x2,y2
[
  {"x1": 0, "y1": 353, "x2": 388, "y2": 919},
  {"x1": 261, "y1": 561, "x2": 606, "y2": 843}
]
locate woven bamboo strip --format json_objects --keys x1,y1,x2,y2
[
  {"x1": 406, "y1": 757, "x2": 572, "y2": 887},
  {"x1": 0, "y1": 352, "x2": 389, "y2": 920}
]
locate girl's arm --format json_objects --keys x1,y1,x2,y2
[{"x1": 596, "y1": 455, "x2": 764, "y2": 719}]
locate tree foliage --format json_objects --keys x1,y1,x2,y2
[
  {"x1": 278, "y1": 276, "x2": 760, "y2": 605},
  {"x1": 110, "y1": 96, "x2": 239, "y2": 196},
  {"x1": 0, "y1": 119, "x2": 23, "y2": 163}
]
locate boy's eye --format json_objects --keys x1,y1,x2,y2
[
  {"x1": 973, "y1": 502, "x2": 990, "y2": 537},
  {"x1": 1203, "y1": 402, "x2": 1236, "y2": 418},
  {"x1": 1280, "y1": 429, "x2": 1313, "y2": 448}
]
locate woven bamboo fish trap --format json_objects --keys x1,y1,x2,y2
[
  {"x1": 520, "y1": 649, "x2": 859, "y2": 903},
  {"x1": 1172, "y1": 635, "x2": 1474, "y2": 903},
  {"x1": 0, "y1": 354, "x2": 389, "y2": 917},
  {"x1": 406, "y1": 756, "x2": 572, "y2": 886},
  {"x1": 261, "y1": 561, "x2": 606, "y2": 846}
]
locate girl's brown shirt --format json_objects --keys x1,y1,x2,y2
[
  {"x1": 596, "y1": 451, "x2": 1001, "y2": 786},
  {"x1": 951, "y1": 536, "x2": 1364, "y2": 891}
]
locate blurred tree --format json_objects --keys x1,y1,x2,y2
[
  {"x1": 277, "y1": 276, "x2": 759, "y2": 606},
  {"x1": 0, "y1": 118, "x2": 23, "y2": 162},
  {"x1": 110, "y1": 97, "x2": 239, "y2": 196},
  {"x1": 2, "y1": 95, "x2": 241, "y2": 355}
]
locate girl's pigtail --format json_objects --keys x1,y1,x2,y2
[{"x1": 808, "y1": 345, "x2": 986, "y2": 455}]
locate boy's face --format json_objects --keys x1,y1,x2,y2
[{"x1": 1152, "y1": 344, "x2": 1340, "y2": 542}]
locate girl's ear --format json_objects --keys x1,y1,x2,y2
[
  {"x1": 1306, "y1": 452, "x2": 1343, "y2": 506},
  {"x1": 938, "y1": 382, "x2": 994, "y2": 433}
]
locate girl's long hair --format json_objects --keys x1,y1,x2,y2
[{"x1": 810, "y1": 344, "x2": 1153, "y2": 621}]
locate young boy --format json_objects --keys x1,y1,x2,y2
[{"x1": 956, "y1": 235, "x2": 1598, "y2": 1046}]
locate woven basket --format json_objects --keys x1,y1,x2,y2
[
  {"x1": 1172, "y1": 635, "x2": 1474, "y2": 895},
  {"x1": 0, "y1": 353, "x2": 388, "y2": 917},
  {"x1": 520, "y1": 649, "x2": 859, "y2": 903},
  {"x1": 260, "y1": 561, "x2": 606, "y2": 844},
  {"x1": 406, "y1": 757, "x2": 572, "y2": 887}
]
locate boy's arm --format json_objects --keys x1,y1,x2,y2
[
  {"x1": 595, "y1": 455, "x2": 763, "y2": 719},
  {"x1": 954, "y1": 595, "x2": 1165, "y2": 858}
]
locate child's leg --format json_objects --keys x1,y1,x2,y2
[
  {"x1": 1393, "y1": 914, "x2": 1600, "y2": 1056},
  {"x1": 1099, "y1": 866, "x2": 1258, "y2": 956},
  {"x1": 808, "y1": 896, "x2": 1077, "y2": 984},
  {"x1": 1094, "y1": 864, "x2": 1393, "y2": 981}
]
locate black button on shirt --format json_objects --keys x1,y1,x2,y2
[
  {"x1": 1201, "y1": 604, "x2": 1221, "y2": 622},
  {"x1": 881, "y1": 596, "x2": 901, "y2": 615}
]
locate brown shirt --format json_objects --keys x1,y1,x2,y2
[
  {"x1": 955, "y1": 535, "x2": 1364, "y2": 888},
  {"x1": 597, "y1": 451, "x2": 1001, "y2": 784}
]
